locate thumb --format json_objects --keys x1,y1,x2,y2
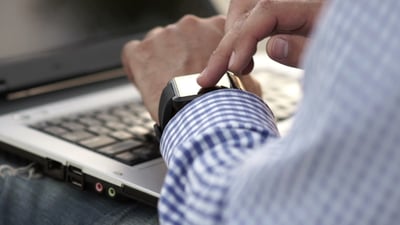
[{"x1": 266, "y1": 35, "x2": 309, "y2": 68}]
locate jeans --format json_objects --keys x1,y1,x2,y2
[{"x1": 0, "y1": 152, "x2": 158, "y2": 225}]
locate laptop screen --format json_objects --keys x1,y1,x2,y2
[{"x1": 0, "y1": 0, "x2": 217, "y2": 95}]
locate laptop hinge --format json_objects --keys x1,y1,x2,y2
[{"x1": 4, "y1": 68, "x2": 124, "y2": 101}]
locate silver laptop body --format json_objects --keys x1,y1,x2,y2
[{"x1": 0, "y1": 0, "x2": 217, "y2": 206}]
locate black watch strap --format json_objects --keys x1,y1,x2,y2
[
  {"x1": 154, "y1": 81, "x2": 175, "y2": 141},
  {"x1": 154, "y1": 72, "x2": 244, "y2": 141}
]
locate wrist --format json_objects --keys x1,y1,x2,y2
[{"x1": 154, "y1": 72, "x2": 244, "y2": 140}]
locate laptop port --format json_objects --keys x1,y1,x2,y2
[
  {"x1": 95, "y1": 182, "x2": 104, "y2": 193},
  {"x1": 107, "y1": 187, "x2": 117, "y2": 198},
  {"x1": 68, "y1": 165, "x2": 83, "y2": 176},
  {"x1": 44, "y1": 158, "x2": 65, "y2": 180},
  {"x1": 67, "y1": 165, "x2": 84, "y2": 190},
  {"x1": 68, "y1": 176, "x2": 83, "y2": 189}
]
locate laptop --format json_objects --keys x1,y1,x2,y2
[{"x1": 0, "y1": 0, "x2": 218, "y2": 206}]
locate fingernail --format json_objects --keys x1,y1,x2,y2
[
  {"x1": 272, "y1": 37, "x2": 288, "y2": 59},
  {"x1": 198, "y1": 68, "x2": 207, "y2": 82},
  {"x1": 228, "y1": 51, "x2": 236, "y2": 69},
  {"x1": 199, "y1": 67, "x2": 207, "y2": 78}
]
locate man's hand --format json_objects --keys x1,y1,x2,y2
[
  {"x1": 198, "y1": 0, "x2": 323, "y2": 87},
  {"x1": 122, "y1": 15, "x2": 252, "y2": 124}
]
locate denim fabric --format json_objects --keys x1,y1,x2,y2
[{"x1": 0, "y1": 152, "x2": 158, "y2": 225}]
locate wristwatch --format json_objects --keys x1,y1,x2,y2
[{"x1": 154, "y1": 71, "x2": 244, "y2": 140}]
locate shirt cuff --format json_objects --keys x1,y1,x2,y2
[{"x1": 160, "y1": 89, "x2": 279, "y2": 166}]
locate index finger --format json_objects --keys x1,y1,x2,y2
[
  {"x1": 198, "y1": 0, "x2": 320, "y2": 87},
  {"x1": 198, "y1": 3, "x2": 277, "y2": 87},
  {"x1": 228, "y1": 0, "x2": 319, "y2": 73}
]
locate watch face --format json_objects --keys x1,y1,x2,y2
[{"x1": 172, "y1": 73, "x2": 232, "y2": 97}]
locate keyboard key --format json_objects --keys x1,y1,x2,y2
[
  {"x1": 127, "y1": 126, "x2": 150, "y2": 136},
  {"x1": 80, "y1": 136, "x2": 116, "y2": 149},
  {"x1": 78, "y1": 117, "x2": 102, "y2": 126},
  {"x1": 105, "y1": 121, "x2": 127, "y2": 130},
  {"x1": 87, "y1": 126, "x2": 112, "y2": 135},
  {"x1": 110, "y1": 131, "x2": 133, "y2": 140},
  {"x1": 61, "y1": 122, "x2": 86, "y2": 131},
  {"x1": 43, "y1": 126, "x2": 69, "y2": 135},
  {"x1": 134, "y1": 146, "x2": 160, "y2": 159},
  {"x1": 62, "y1": 131, "x2": 94, "y2": 142},
  {"x1": 120, "y1": 115, "x2": 139, "y2": 124},
  {"x1": 112, "y1": 109, "x2": 133, "y2": 117},
  {"x1": 96, "y1": 113, "x2": 120, "y2": 122},
  {"x1": 115, "y1": 151, "x2": 141, "y2": 165},
  {"x1": 98, "y1": 139, "x2": 143, "y2": 155}
]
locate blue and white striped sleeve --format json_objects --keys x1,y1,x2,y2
[
  {"x1": 158, "y1": 0, "x2": 400, "y2": 224},
  {"x1": 158, "y1": 89, "x2": 279, "y2": 224}
]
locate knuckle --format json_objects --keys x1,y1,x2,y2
[
  {"x1": 178, "y1": 14, "x2": 200, "y2": 26},
  {"x1": 211, "y1": 15, "x2": 226, "y2": 25},
  {"x1": 161, "y1": 24, "x2": 179, "y2": 39},
  {"x1": 164, "y1": 24, "x2": 177, "y2": 33},
  {"x1": 122, "y1": 40, "x2": 139, "y2": 59},
  {"x1": 149, "y1": 26, "x2": 163, "y2": 32},
  {"x1": 122, "y1": 40, "x2": 152, "y2": 65},
  {"x1": 123, "y1": 40, "x2": 139, "y2": 51},
  {"x1": 214, "y1": 14, "x2": 226, "y2": 21},
  {"x1": 144, "y1": 26, "x2": 163, "y2": 38},
  {"x1": 136, "y1": 40, "x2": 153, "y2": 58}
]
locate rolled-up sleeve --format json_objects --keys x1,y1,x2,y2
[{"x1": 158, "y1": 89, "x2": 279, "y2": 224}]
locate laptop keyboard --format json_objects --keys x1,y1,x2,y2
[
  {"x1": 31, "y1": 102, "x2": 160, "y2": 166},
  {"x1": 29, "y1": 72, "x2": 302, "y2": 167}
]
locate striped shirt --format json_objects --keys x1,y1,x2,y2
[{"x1": 158, "y1": 0, "x2": 400, "y2": 224}]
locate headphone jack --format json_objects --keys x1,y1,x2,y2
[
  {"x1": 107, "y1": 187, "x2": 117, "y2": 198},
  {"x1": 95, "y1": 182, "x2": 104, "y2": 193}
]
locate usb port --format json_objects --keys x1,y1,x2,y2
[
  {"x1": 68, "y1": 165, "x2": 83, "y2": 176},
  {"x1": 69, "y1": 176, "x2": 83, "y2": 188},
  {"x1": 67, "y1": 165, "x2": 84, "y2": 190}
]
